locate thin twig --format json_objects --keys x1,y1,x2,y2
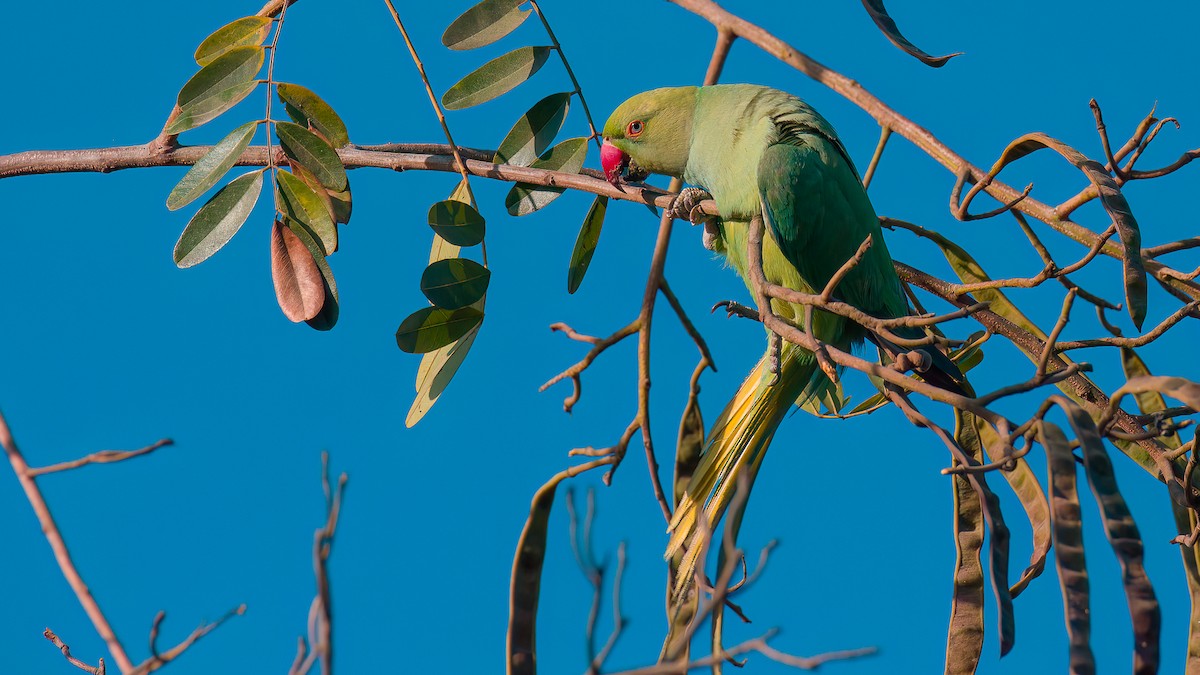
[
  {"x1": 44, "y1": 629, "x2": 105, "y2": 675},
  {"x1": 1, "y1": 411, "x2": 136, "y2": 673},
  {"x1": 27, "y1": 439, "x2": 174, "y2": 477}
]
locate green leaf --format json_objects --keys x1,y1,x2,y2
[
  {"x1": 395, "y1": 307, "x2": 484, "y2": 354},
  {"x1": 276, "y1": 83, "x2": 350, "y2": 147},
  {"x1": 505, "y1": 137, "x2": 588, "y2": 216},
  {"x1": 166, "y1": 46, "x2": 264, "y2": 134},
  {"x1": 194, "y1": 16, "x2": 272, "y2": 66},
  {"x1": 408, "y1": 180, "x2": 481, "y2": 428},
  {"x1": 275, "y1": 121, "x2": 347, "y2": 192},
  {"x1": 428, "y1": 180, "x2": 471, "y2": 264},
  {"x1": 427, "y1": 199, "x2": 485, "y2": 246},
  {"x1": 167, "y1": 121, "x2": 259, "y2": 210},
  {"x1": 276, "y1": 170, "x2": 337, "y2": 255},
  {"x1": 495, "y1": 92, "x2": 571, "y2": 166},
  {"x1": 441, "y1": 46, "x2": 551, "y2": 110},
  {"x1": 406, "y1": 323, "x2": 481, "y2": 426},
  {"x1": 442, "y1": 0, "x2": 531, "y2": 50},
  {"x1": 860, "y1": 0, "x2": 961, "y2": 67},
  {"x1": 1120, "y1": 349, "x2": 1182, "y2": 451},
  {"x1": 173, "y1": 169, "x2": 263, "y2": 268},
  {"x1": 271, "y1": 218, "x2": 326, "y2": 322},
  {"x1": 420, "y1": 258, "x2": 491, "y2": 310},
  {"x1": 567, "y1": 195, "x2": 606, "y2": 294}
]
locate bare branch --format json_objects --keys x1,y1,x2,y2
[{"x1": 27, "y1": 439, "x2": 174, "y2": 477}]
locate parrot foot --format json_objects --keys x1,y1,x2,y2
[
  {"x1": 669, "y1": 187, "x2": 715, "y2": 225},
  {"x1": 712, "y1": 300, "x2": 759, "y2": 321},
  {"x1": 767, "y1": 332, "x2": 782, "y2": 386}
]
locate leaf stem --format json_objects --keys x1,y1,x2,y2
[
  {"x1": 263, "y1": 0, "x2": 289, "y2": 177},
  {"x1": 529, "y1": 0, "x2": 601, "y2": 148},
  {"x1": 384, "y1": 0, "x2": 487, "y2": 266}
]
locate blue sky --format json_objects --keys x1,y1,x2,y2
[{"x1": 2, "y1": 1, "x2": 1198, "y2": 673}]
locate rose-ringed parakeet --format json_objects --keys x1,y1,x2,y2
[{"x1": 600, "y1": 84, "x2": 966, "y2": 597}]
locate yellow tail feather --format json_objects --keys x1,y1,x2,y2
[{"x1": 667, "y1": 345, "x2": 819, "y2": 599}]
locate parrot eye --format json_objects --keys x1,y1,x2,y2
[{"x1": 626, "y1": 120, "x2": 644, "y2": 137}]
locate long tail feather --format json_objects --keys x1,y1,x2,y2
[{"x1": 666, "y1": 346, "x2": 819, "y2": 600}]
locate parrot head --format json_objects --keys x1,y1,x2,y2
[{"x1": 601, "y1": 86, "x2": 698, "y2": 187}]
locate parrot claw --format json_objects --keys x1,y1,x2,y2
[
  {"x1": 767, "y1": 332, "x2": 782, "y2": 386},
  {"x1": 712, "y1": 300, "x2": 759, "y2": 321},
  {"x1": 669, "y1": 187, "x2": 715, "y2": 225}
]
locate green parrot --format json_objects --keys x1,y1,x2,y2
[{"x1": 600, "y1": 84, "x2": 966, "y2": 597}]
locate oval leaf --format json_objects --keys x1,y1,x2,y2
[
  {"x1": 407, "y1": 180, "x2": 482, "y2": 427},
  {"x1": 174, "y1": 169, "x2": 264, "y2": 268},
  {"x1": 194, "y1": 16, "x2": 272, "y2": 66},
  {"x1": 567, "y1": 195, "x2": 606, "y2": 294},
  {"x1": 167, "y1": 121, "x2": 259, "y2": 210},
  {"x1": 167, "y1": 46, "x2": 265, "y2": 134},
  {"x1": 428, "y1": 199, "x2": 485, "y2": 246},
  {"x1": 421, "y1": 258, "x2": 491, "y2": 309},
  {"x1": 275, "y1": 121, "x2": 347, "y2": 191},
  {"x1": 284, "y1": 218, "x2": 339, "y2": 331},
  {"x1": 276, "y1": 83, "x2": 350, "y2": 147},
  {"x1": 271, "y1": 219, "x2": 326, "y2": 322},
  {"x1": 442, "y1": 0, "x2": 531, "y2": 50},
  {"x1": 441, "y1": 46, "x2": 551, "y2": 110},
  {"x1": 276, "y1": 170, "x2": 337, "y2": 255},
  {"x1": 505, "y1": 137, "x2": 588, "y2": 216},
  {"x1": 496, "y1": 92, "x2": 571, "y2": 167},
  {"x1": 860, "y1": 0, "x2": 962, "y2": 67},
  {"x1": 395, "y1": 307, "x2": 483, "y2": 354}
]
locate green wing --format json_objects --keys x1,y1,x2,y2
[{"x1": 757, "y1": 136, "x2": 909, "y2": 330}]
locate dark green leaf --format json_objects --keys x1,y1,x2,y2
[
  {"x1": 442, "y1": 0, "x2": 531, "y2": 50},
  {"x1": 427, "y1": 199, "x2": 485, "y2": 246},
  {"x1": 860, "y1": 0, "x2": 961, "y2": 67},
  {"x1": 275, "y1": 121, "x2": 347, "y2": 191},
  {"x1": 166, "y1": 46, "x2": 264, "y2": 134},
  {"x1": 420, "y1": 258, "x2": 491, "y2": 309},
  {"x1": 505, "y1": 137, "x2": 588, "y2": 216},
  {"x1": 194, "y1": 16, "x2": 272, "y2": 66},
  {"x1": 276, "y1": 83, "x2": 350, "y2": 147},
  {"x1": 567, "y1": 195, "x2": 606, "y2": 294},
  {"x1": 408, "y1": 181, "x2": 481, "y2": 428},
  {"x1": 271, "y1": 218, "x2": 326, "y2": 322},
  {"x1": 173, "y1": 169, "x2": 263, "y2": 268},
  {"x1": 276, "y1": 170, "x2": 337, "y2": 255},
  {"x1": 1042, "y1": 419, "x2": 1096, "y2": 673},
  {"x1": 496, "y1": 92, "x2": 571, "y2": 166},
  {"x1": 395, "y1": 307, "x2": 484, "y2": 354},
  {"x1": 441, "y1": 46, "x2": 551, "y2": 110},
  {"x1": 167, "y1": 121, "x2": 259, "y2": 210}
]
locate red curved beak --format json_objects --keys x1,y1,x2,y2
[{"x1": 601, "y1": 141, "x2": 630, "y2": 187}]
